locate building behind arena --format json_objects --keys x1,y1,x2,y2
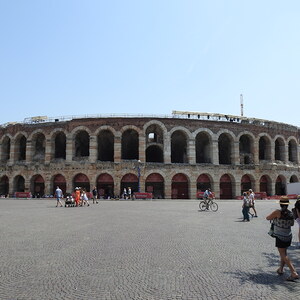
[{"x1": 0, "y1": 111, "x2": 299, "y2": 199}]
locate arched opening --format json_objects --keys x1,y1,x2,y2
[
  {"x1": 97, "y1": 173, "x2": 114, "y2": 198},
  {"x1": 13, "y1": 175, "x2": 25, "y2": 192},
  {"x1": 289, "y1": 175, "x2": 299, "y2": 183},
  {"x1": 241, "y1": 174, "x2": 252, "y2": 194},
  {"x1": 1, "y1": 136, "x2": 10, "y2": 162},
  {"x1": 196, "y1": 174, "x2": 211, "y2": 192},
  {"x1": 0, "y1": 175, "x2": 9, "y2": 196},
  {"x1": 288, "y1": 140, "x2": 297, "y2": 163},
  {"x1": 171, "y1": 131, "x2": 188, "y2": 163},
  {"x1": 218, "y1": 134, "x2": 232, "y2": 165},
  {"x1": 32, "y1": 133, "x2": 45, "y2": 162},
  {"x1": 195, "y1": 132, "x2": 211, "y2": 163},
  {"x1": 54, "y1": 132, "x2": 66, "y2": 160},
  {"x1": 16, "y1": 135, "x2": 26, "y2": 161},
  {"x1": 121, "y1": 129, "x2": 139, "y2": 160},
  {"x1": 146, "y1": 145, "x2": 163, "y2": 163},
  {"x1": 259, "y1": 175, "x2": 271, "y2": 196},
  {"x1": 97, "y1": 130, "x2": 114, "y2": 161},
  {"x1": 145, "y1": 173, "x2": 164, "y2": 199},
  {"x1": 220, "y1": 174, "x2": 232, "y2": 199},
  {"x1": 275, "y1": 138, "x2": 285, "y2": 161},
  {"x1": 275, "y1": 175, "x2": 286, "y2": 195},
  {"x1": 73, "y1": 173, "x2": 90, "y2": 192},
  {"x1": 31, "y1": 175, "x2": 45, "y2": 198},
  {"x1": 259, "y1": 136, "x2": 271, "y2": 161},
  {"x1": 171, "y1": 173, "x2": 189, "y2": 199},
  {"x1": 239, "y1": 135, "x2": 253, "y2": 165},
  {"x1": 120, "y1": 173, "x2": 138, "y2": 195},
  {"x1": 53, "y1": 174, "x2": 67, "y2": 196},
  {"x1": 74, "y1": 131, "x2": 90, "y2": 158}
]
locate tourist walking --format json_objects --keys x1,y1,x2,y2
[
  {"x1": 92, "y1": 186, "x2": 98, "y2": 204},
  {"x1": 242, "y1": 192, "x2": 250, "y2": 221},
  {"x1": 249, "y1": 189, "x2": 257, "y2": 217},
  {"x1": 55, "y1": 186, "x2": 63, "y2": 207},
  {"x1": 266, "y1": 196, "x2": 299, "y2": 281},
  {"x1": 75, "y1": 187, "x2": 81, "y2": 207}
]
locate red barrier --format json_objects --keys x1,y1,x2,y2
[
  {"x1": 15, "y1": 192, "x2": 32, "y2": 198},
  {"x1": 134, "y1": 192, "x2": 153, "y2": 199}
]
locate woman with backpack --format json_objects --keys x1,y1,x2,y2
[{"x1": 266, "y1": 196, "x2": 299, "y2": 281}]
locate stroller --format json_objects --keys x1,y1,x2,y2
[{"x1": 65, "y1": 195, "x2": 75, "y2": 207}]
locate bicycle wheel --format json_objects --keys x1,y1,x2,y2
[
  {"x1": 199, "y1": 201, "x2": 207, "y2": 211},
  {"x1": 210, "y1": 202, "x2": 218, "y2": 212}
]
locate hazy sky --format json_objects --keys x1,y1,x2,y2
[{"x1": 1, "y1": 1, "x2": 300, "y2": 126}]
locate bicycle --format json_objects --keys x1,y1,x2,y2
[{"x1": 199, "y1": 197, "x2": 218, "y2": 212}]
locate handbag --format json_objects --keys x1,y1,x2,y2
[{"x1": 268, "y1": 222, "x2": 275, "y2": 238}]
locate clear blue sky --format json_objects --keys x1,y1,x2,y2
[{"x1": 1, "y1": 1, "x2": 300, "y2": 126}]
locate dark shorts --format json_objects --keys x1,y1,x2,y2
[{"x1": 275, "y1": 237, "x2": 291, "y2": 248}]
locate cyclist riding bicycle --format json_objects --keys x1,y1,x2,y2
[{"x1": 203, "y1": 188, "x2": 213, "y2": 208}]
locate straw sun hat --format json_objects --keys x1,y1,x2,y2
[{"x1": 277, "y1": 196, "x2": 291, "y2": 205}]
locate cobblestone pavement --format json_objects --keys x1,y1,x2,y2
[{"x1": 0, "y1": 199, "x2": 300, "y2": 300}]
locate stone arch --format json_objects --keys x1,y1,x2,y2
[
  {"x1": 120, "y1": 173, "x2": 138, "y2": 195},
  {"x1": 31, "y1": 132, "x2": 46, "y2": 162},
  {"x1": 258, "y1": 134, "x2": 272, "y2": 161},
  {"x1": 171, "y1": 173, "x2": 189, "y2": 199},
  {"x1": 30, "y1": 174, "x2": 45, "y2": 197},
  {"x1": 241, "y1": 174, "x2": 255, "y2": 194},
  {"x1": 219, "y1": 173, "x2": 234, "y2": 199},
  {"x1": 171, "y1": 130, "x2": 189, "y2": 163},
  {"x1": 289, "y1": 175, "x2": 299, "y2": 183},
  {"x1": 13, "y1": 175, "x2": 25, "y2": 193},
  {"x1": 1, "y1": 135, "x2": 11, "y2": 162},
  {"x1": 97, "y1": 129, "x2": 114, "y2": 162},
  {"x1": 96, "y1": 173, "x2": 114, "y2": 198},
  {"x1": 196, "y1": 173, "x2": 213, "y2": 192},
  {"x1": 52, "y1": 174, "x2": 67, "y2": 196},
  {"x1": 50, "y1": 130, "x2": 67, "y2": 160},
  {"x1": 217, "y1": 131, "x2": 235, "y2": 165},
  {"x1": 145, "y1": 173, "x2": 165, "y2": 199},
  {"x1": 0, "y1": 175, "x2": 9, "y2": 196},
  {"x1": 259, "y1": 175, "x2": 272, "y2": 196},
  {"x1": 13, "y1": 132, "x2": 27, "y2": 161},
  {"x1": 275, "y1": 175, "x2": 286, "y2": 195},
  {"x1": 195, "y1": 131, "x2": 212, "y2": 164},
  {"x1": 121, "y1": 129, "x2": 139, "y2": 160},
  {"x1": 274, "y1": 136, "x2": 285, "y2": 162},
  {"x1": 238, "y1": 132, "x2": 255, "y2": 165},
  {"x1": 73, "y1": 173, "x2": 90, "y2": 192},
  {"x1": 74, "y1": 130, "x2": 90, "y2": 159},
  {"x1": 287, "y1": 138, "x2": 298, "y2": 163}
]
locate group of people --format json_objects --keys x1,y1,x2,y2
[
  {"x1": 242, "y1": 189, "x2": 258, "y2": 221},
  {"x1": 55, "y1": 186, "x2": 99, "y2": 207},
  {"x1": 123, "y1": 187, "x2": 132, "y2": 199},
  {"x1": 266, "y1": 195, "x2": 300, "y2": 281}
]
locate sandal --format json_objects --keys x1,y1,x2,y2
[
  {"x1": 276, "y1": 269, "x2": 284, "y2": 275},
  {"x1": 286, "y1": 274, "x2": 299, "y2": 281}
]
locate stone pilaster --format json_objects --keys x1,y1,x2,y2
[
  {"x1": 114, "y1": 134, "x2": 121, "y2": 162},
  {"x1": 188, "y1": 138, "x2": 196, "y2": 164},
  {"x1": 211, "y1": 139, "x2": 219, "y2": 165},
  {"x1": 45, "y1": 139, "x2": 51, "y2": 164},
  {"x1": 66, "y1": 135, "x2": 72, "y2": 162},
  {"x1": 89, "y1": 135, "x2": 97, "y2": 163}
]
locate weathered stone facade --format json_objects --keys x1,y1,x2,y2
[{"x1": 0, "y1": 115, "x2": 299, "y2": 199}]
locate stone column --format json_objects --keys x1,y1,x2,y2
[
  {"x1": 114, "y1": 134, "x2": 121, "y2": 163},
  {"x1": 26, "y1": 139, "x2": 32, "y2": 163},
  {"x1": 89, "y1": 135, "x2": 97, "y2": 163},
  {"x1": 189, "y1": 177, "x2": 197, "y2": 199},
  {"x1": 66, "y1": 134, "x2": 72, "y2": 162},
  {"x1": 211, "y1": 138, "x2": 219, "y2": 165},
  {"x1": 235, "y1": 180, "x2": 241, "y2": 198},
  {"x1": 188, "y1": 138, "x2": 196, "y2": 164},
  {"x1": 253, "y1": 140, "x2": 259, "y2": 165},
  {"x1": 164, "y1": 178, "x2": 172, "y2": 199},
  {"x1": 8, "y1": 141, "x2": 15, "y2": 165},
  {"x1": 139, "y1": 134, "x2": 145, "y2": 163},
  {"x1": 44, "y1": 138, "x2": 51, "y2": 164},
  {"x1": 164, "y1": 135, "x2": 171, "y2": 164},
  {"x1": 233, "y1": 141, "x2": 240, "y2": 165}
]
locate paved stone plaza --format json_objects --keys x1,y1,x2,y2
[{"x1": 0, "y1": 199, "x2": 300, "y2": 300}]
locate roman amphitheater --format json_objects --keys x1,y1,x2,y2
[{"x1": 0, "y1": 111, "x2": 299, "y2": 199}]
